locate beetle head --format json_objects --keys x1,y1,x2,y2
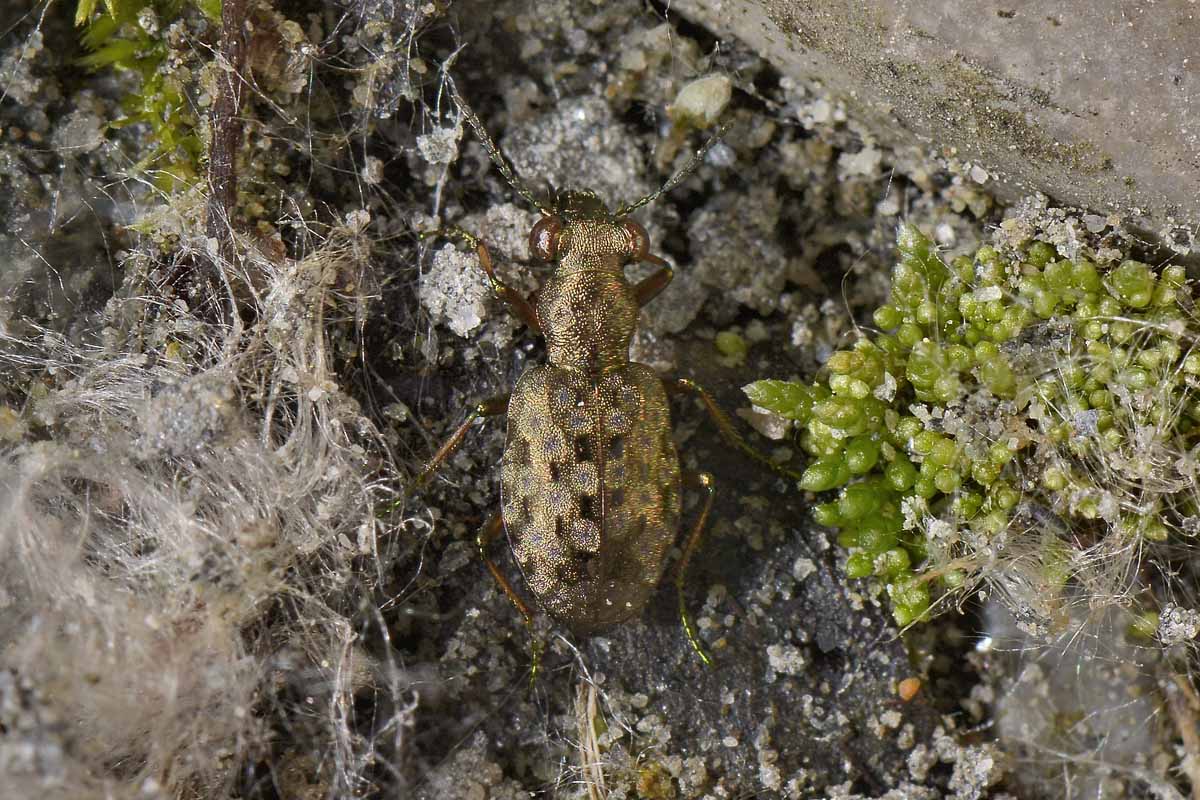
[
  {"x1": 552, "y1": 188, "x2": 610, "y2": 220},
  {"x1": 528, "y1": 189, "x2": 650, "y2": 265},
  {"x1": 446, "y1": 79, "x2": 727, "y2": 264}
]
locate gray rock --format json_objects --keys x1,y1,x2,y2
[{"x1": 675, "y1": 0, "x2": 1200, "y2": 239}]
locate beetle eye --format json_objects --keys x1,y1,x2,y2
[
  {"x1": 622, "y1": 220, "x2": 649, "y2": 261},
  {"x1": 529, "y1": 216, "x2": 562, "y2": 261}
]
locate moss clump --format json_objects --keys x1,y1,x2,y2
[
  {"x1": 748, "y1": 224, "x2": 1199, "y2": 627},
  {"x1": 75, "y1": 0, "x2": 221, "y2": 188}
]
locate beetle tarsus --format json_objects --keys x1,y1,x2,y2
[
  {"x1": 671, "y1": 378, "x2": 804, "y2": 483},
  {"x1": 677, "y1": 470, "x2": 716, "y2": 667}
]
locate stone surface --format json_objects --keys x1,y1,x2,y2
[{"x1": 675, "y1": 0, "x2": 1200, "y2": 237}]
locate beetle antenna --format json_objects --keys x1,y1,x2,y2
[
  {"x1": 615, "y1": 120, "x2": 732, "y2": 217},
  {"x1": 446, "y1": 78, "x2": 553, "y2": 216}
]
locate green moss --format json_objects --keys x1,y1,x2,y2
[
  {"x1": 75, "y1": 0, "x2": 221, "y2": 189},
  {"x1": 748, "y1": 224, "x2": 1200, "y2": 627},
  {"x1": 714, "y1": 329, "x2": 749, "y2": 365}
]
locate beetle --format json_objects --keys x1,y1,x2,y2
[{"x1": 414, "y1": 79, "x2": 797, "y2": 672}]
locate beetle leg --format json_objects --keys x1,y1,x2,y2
[
  {"x1": 412, "y1": 394, "x2": 510, "y2": 491},
  {"x1": 383, "y1": 394, "x2": 510, "y2": 516},
  {"x1": 421, "y1": 227, "x2": 541, "y2": 331},
  {"x1": 677, "y1": 470, "x2": 716, "y2": 667},
  {"x1": 669, "y1": 378, "x2": 804, "y2": 482},
  {"x1": 632, "y1": 255, "x2": 673, "y2": 307},
  {"x1": 477, "y1": 512, "x2": 544, "y2": 683}
]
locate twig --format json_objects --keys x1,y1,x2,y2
[
  {"x1": 575, "y1": 678, "x2": 607, "y2": 800},
  {"x1": 206, "y1": 0, "x2": 249, "y2": 321},
  {"x1": 1164, "y1": 672, "x2": 1200, "y2": 800}
]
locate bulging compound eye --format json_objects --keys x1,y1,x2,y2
[
  {"x1": 529, "y1": 216, "x2": 563, "y2": 261},
  {"x1": 622, "y1": 220, "x2": 649, "y2": 261}
]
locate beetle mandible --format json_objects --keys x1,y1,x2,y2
[{"x1": 415, "y1": 78, "x2": 798, "y2": 671}]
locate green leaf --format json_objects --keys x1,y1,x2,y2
[
  {"x1": 742, "y1": 379, "x2": 816, "y2": 422},
  {"x1": 80, "y1": 15, "x2": 121, "y2": 52},
  {"x1": 77, "y1": 38, "x2": 139, "y2": 69},
  {"x1": 799, "y1": 456, "x2": 851, "y2": 493},
  {"x1": 196, "y1": 0, "x2": 222, "y2": 22},
  {"x1": 75, "y1": 0, "x2": 99, "y2": 26}
]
